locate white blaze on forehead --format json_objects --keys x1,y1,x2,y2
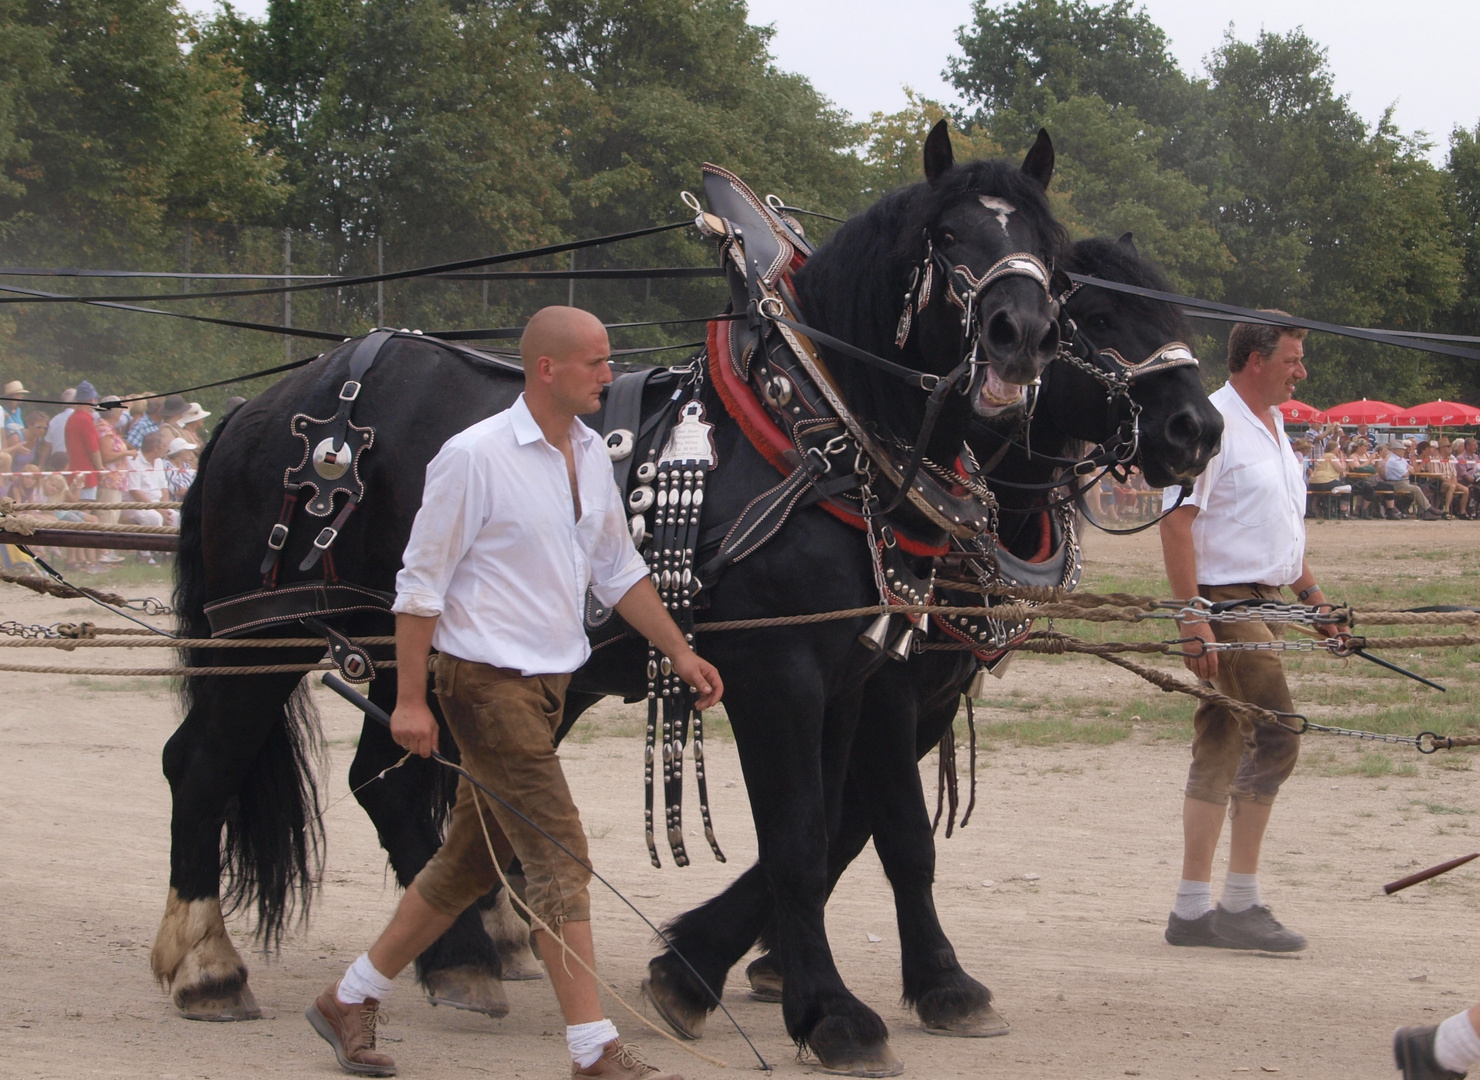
[{"x1": 978, "y1": 196, "x2": 1016, "y2": 234}]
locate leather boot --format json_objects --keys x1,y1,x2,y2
[
  {"x1": 305, "y1": 981, "x2": 397, "y2": 1076},
  {"x1": 573, "y1": 1040, "x2": 683, "y2": 1080}
]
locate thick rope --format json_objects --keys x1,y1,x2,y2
[
  {"x1": 27, "y1": 500, "x2": 183, "y2": 511},
  {"x1": 0, "y1": 512, "x2": 178, "y2": 535},
  {"x1": 0, "y1": 566, "x2": 130, "y2": 605},
  {"x1": 0, "y1": 634, "x2": 396, "y2": 649},
  {"x1": 0, "y1": 660, "x2": 397, "y2": 676}
]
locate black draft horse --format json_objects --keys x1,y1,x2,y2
[
  {"x1": 659, "y1": 234, "x2": 1226, "y2": 1041},
  {"x1": 150, "y1": 127, "x2": 1066, "y2": 1072}
]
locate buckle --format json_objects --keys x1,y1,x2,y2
[
  {"x1": 804, "y1": 446, "x2": 830, "y2": 476},
  {"x1": 917, "y1": 373, "x2": 942, "y2": 392},
  {"x1": 339, "y1": 380, "x2": 362, "y2": 402},
  {"x1": 312, "y1": 526, "x2": 339, "y2": 550},
  {"x1": 267, "y1": 522, "x2": 290, "y2": 550}
]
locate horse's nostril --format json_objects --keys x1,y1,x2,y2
[
  {"x1": 1036, "y1": 321, "x2": 1059, "y2": 357},
  {"x1": 986, "y1": 311, "x2": 1018, "y2": 351},
  {"x1": 1166, "y1": 408, "x2": 1204, "y2": 448}
]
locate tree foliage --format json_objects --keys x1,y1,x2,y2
[{"x1": 0, "y1": 0, "x2": 1474, "y2": 412}]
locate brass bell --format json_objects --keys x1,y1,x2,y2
[
  {"x1": 965, "y1": 666, "x2": 990, "y2": 700},
  {"x1": 858, "y1": 613, "x2": 891, "y2": 652},
  {"x1": 887, "y1": 623, "x2": 915, "y2": 661}
]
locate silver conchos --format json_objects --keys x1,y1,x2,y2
[
  {"x1": 628, "y1": 485, "x2": 655, "y2": 513},
  {"x1": 605, "y1": 428, "x2": 635, "y2": 461},
  {"x1": 658, "y1": 401, "x2": 718, "y2": 468},
  {"x1": 312, "y1": 437, "x2": 353, "y2": 480}
]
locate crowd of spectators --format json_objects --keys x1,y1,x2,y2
[
  {"x1": 1291, "y1": 428, "x2": 1480, "y2": 521},
  {"x1": 2, "y1": 379, "x2": 207, "y2": 572}
]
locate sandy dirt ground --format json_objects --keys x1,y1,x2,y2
[{"x1": 2, "y1": 521, "x2": 1479, "y2": 1080}]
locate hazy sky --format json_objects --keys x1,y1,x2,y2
[{"x1": 182, "y1": 0, "x2": 1479, "y2": 157}]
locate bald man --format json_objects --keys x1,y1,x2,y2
[{"x1": 307, "y1": 307, "x2": 719, "y2": 1080}]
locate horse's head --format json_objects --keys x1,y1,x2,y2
[
  {"x1": 1057, "y1": 234, "x2": 1223, "y2": 488},
  {"x1": 903, "y1": 121, "x2": 1067, "y2": 418}
]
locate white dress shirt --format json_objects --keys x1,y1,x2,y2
[
  {"x1": 393, "y1": 394, "x2": 649, "y2": 676},
  {"x1": 128, "y1": 451, "x2": 168, "y2": 501},
  {"x1": 1162, "y1": 381, "x2": 1306, "y2": 587}
]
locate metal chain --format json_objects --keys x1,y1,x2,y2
[
  {"x1": 120, "y1": 596, "x2": 173, "y2": 616},
  {"x1": 0, "y1": 619, "x2": 73, "y2": 640}
]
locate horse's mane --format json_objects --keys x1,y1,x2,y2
[
  {"x1": 1064, "y1": 237, "x2": 1192, "y2": 343},
  {"x1": 791, "y1": 159, "x2": 1070, "y2": 360}
]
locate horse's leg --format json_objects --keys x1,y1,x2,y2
[
  {"x1": 642, "y1": 862, "x2": 774, "y2": 1035},
  {"x1": 152, "y1": 670, "x2": 315, "y2": 1020},
  {"x1": 650, "y1": 669, "x2": 898, "y2": 1073},
  {"x1": 349, "y1": 671, "x2": 511, "y2": 1017},
  {"x1": 864, "y1": 685, "x2": 1004, "y2": 1037}
]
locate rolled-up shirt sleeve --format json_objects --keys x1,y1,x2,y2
[
  {"x1": 393, "y1": 443, "x2": 489, "y2": 617},
  {"x1": 588, "y1": 473, "x2": 649, "y2": 608}
]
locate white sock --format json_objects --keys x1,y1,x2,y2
[
  {"x1": 568, "y1": 1018, "x2": 620, "y2": 1068},
  {"x1": 337, "y1": 953, "x2": 395, "y2": 1005},
  {"x1": 1220, "y1": 871, "x2": 1262, "y2": 913},
  {"x1": 1435, "y1": 1010, "x2": 1480, "y2": 1073},
  {"x1": 1172, "y1": 879, "x2": 1214, "y2": 920}
]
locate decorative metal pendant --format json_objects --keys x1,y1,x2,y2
[
  {"x1": 658, "y1": 401, "x2": 718, "y2": 468},
  {"x1": 605, "y1": 428, "x2": 635, "y2": 461},
  {"x1": 312, "y1": 437, "x2": 353, "y2": 480}
]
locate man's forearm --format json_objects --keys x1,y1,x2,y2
[
  {"x1": 395, "y1": 613, "x2": 438, "y2": 705},
  {"x1": 1159, "y1": 507, "x2": 1201, "y2": 601},
  {"x1": 614, "y1": 578, "x2": 692, "y2": 659}
]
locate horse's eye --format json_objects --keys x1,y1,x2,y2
[{"x1": 937, "y1": 231, "x2": 955, "y2": 247}]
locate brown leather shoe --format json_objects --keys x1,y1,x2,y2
[
  {"x1": 305, "y1": 981, "x2": 397, "y2": 1076},
  {"x1": 572, "y1": 1040, "x2": 683, "y2": 1080}
]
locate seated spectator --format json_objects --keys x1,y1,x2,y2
[
  {"x1": 1345, "y1": 440, "x2": 1379, "y2": 517},
  {"x1": 6, "y1": 461, "x2": 42, "y2": 503},
  {"x1": 1306, "y1": 446, "x2": 1351, "y2": 518},
  {"x1": 1457, "y1": 438, "x2": 1480, "y2": 518},
  {"x1": 1417, "y1": 440, "x2": 1467, "y2": 518},
  {"x1": 164, "y1": 437, "x2": 198, "y2": 501},
  {"x1": 155, "y1": 394, "x2": 191, "y2": 449},
  {"x1": 35, "y1": 471, "x2": 99, "y2": 571},
  {"x1": 1379, "y1": 444, "x2": 1439, "y2": 520},
  {"x1": 124, "y1": 429, "x2": 171, "y2": 565}
]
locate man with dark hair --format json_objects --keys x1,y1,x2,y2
[{"x1": 1159, "y1": 312, "x2": 1337, "y2": 953}]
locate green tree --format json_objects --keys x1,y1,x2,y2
[{"x1": 948, "y1": 0, "x2": 1194, "y2": 147}]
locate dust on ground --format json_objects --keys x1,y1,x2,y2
[{"x1": 1, "y1": 520, "x2": 1477, "y2": 1079}]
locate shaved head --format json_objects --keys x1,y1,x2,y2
[{"x1": 520, "y1": 306, "x2": 609, "y2": 372}]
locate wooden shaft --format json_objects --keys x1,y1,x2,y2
[{"x1": 1383, "y1": 852, "x2": 1480, "y2": 894}]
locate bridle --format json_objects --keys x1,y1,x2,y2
[
  {"x1": 971, "y1": 289, "x2": 1205, "y2": 534},
  {"x1": 760, "y1": 228, "x2": 1059, "y2": 517}
]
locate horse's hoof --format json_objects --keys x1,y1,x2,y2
[
  {"x1": 809, "y1": 1016, "x2": 901, "y2": 1077},
  {"x1": 641, "y1": 975, "x2": 707, "y2": 1040},
  {"x1": 177, "y1": 984, "x2": 262, "y2": 1022},
  {"x1": 424, "y1": 967, "x2": 510, "y2": 1018},
  {"x1": 922, "y1": 1000, "x2": 1010, "y2": 1037},
  {"x1": 495, "y1": 942, "x2": 544, "y2": 981},
  {"x1": 482, "y1": 890, "x2": 543, "y2": 981},
  {"x1": 745, "y1": 955, "x2": 782, "y2": 1003}
]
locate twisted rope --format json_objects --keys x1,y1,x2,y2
[
  {"x1": 0, "y1": 660, "x2": 396, "y2": 676},
  {"x1": 0, "y1": 512, "x2": 178, "y2": 535}
]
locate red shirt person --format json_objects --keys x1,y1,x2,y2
[{"x1": 64, "y1": 381, "x2": 102, "y2": 496}]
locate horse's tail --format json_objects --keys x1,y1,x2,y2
[{"x1": 172, "y1": 412, "x2": 325, "y2": 950}]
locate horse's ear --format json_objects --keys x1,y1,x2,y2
[
  {"x1": 1117, "y1": 231, "x2": 1138, "y2": 254},
  {"x1": 1020, "y1": 128, "x2": 1054, "y2": 190},
  {"x1": 923, "y1": 119, "x2": 954, "y2": 185}
]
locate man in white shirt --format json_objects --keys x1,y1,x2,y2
[
  {"x1": 307, "y1": 307, "x2": 717, "y2": 1080},
  {"x1": 124, "y1": 431, "x2": 170, "y2": 527},
  {"x1": 1159, "y1": 314, "x2": 1337, "y2": 954},
  {"x1": 43, "y1": 387, "x2": 76, "y2": 469}
]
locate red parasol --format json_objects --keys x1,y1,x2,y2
[
  {"x1": 1391, "y1": 400, "x2": 1480, "y2": 428},
  {"x1": 1279, "y1": 399, "x2": 1328, "y2": 424},
  {"x1": 1325, "y1": 399, "x2": 1401, "y2": 425}
]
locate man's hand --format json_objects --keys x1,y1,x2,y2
[
  {"x1": 391, "y1": 698, "x2": 440, "y2": 758},
  {"x1": 672, "y1": 651, "x2": 723, "y2": 711},
  {"x1": 1180, "y1": 619, "x2": 1219, "y2": 681}
]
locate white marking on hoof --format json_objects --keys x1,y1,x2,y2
[
  {"x1": 150, "y1": 889, "x2": 259, "y2": 1019},
  {"x1": 481, "y1": 890, "x2": 543, "y2": 981}
]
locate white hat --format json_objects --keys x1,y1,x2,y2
[
  {"x1": 3, "y1": 379, "x2": 26, "y2": 396},
  {"x1": 178, "y1": 402, "x2": 211, "y2": 425},
  {"x1": 166, "y1": 437, "x2": 198, "y2": 456}
]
